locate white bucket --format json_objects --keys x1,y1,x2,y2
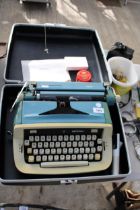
[{"x1": 108, "y1": 56, "x2": 138, "y2": 95}]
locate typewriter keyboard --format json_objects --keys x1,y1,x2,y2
[
  {"x1": 14, "y1": 123, "x2": 112, "y2": 174},
  {"x1": 24, "y1": 128, "x2": 104, "y2": 166}
]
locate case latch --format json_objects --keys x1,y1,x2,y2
[
  {"x1": 19, "y1": 206, "x2": 28, "y2": 210},
  {"x1": 60, "y1": 180, "x2": 78, "y2": 185}
]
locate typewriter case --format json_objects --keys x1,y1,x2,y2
[{"x1": 0, "y1": 23, "x2": 131, "y2": 184}]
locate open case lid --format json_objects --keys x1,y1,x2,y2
[{"x1": 4, "y1": 23, "x2": 112, "y2": 85}]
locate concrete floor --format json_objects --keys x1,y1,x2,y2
[
  {"x1": 1, "y1": 0, "x2": 140, "y2": 62},
  {"x1": 0, "y1": 183, "x2": 114, "y2": 210},
  {"x1": 0, "y1": 0, "x2": 140, "y2": 209}
]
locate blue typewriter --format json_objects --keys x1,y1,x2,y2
[{"x1": 13, "y1": 82, "x2": 113, "y2": 175}]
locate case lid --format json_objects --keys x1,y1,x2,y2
[{"x1": 4, "y1": 23, "x2": 112, "y2": 85}]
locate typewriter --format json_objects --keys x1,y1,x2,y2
[{"x1": 13, "y1": 82, "x2": 113, "y2": 175}]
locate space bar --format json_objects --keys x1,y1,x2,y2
[{"x1": 40, "y1": 161, "x2": 89, "y2": 168}]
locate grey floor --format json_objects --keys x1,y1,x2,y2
[{"x1": 0, "y1": 0, "x2": 140, "y2": 209}]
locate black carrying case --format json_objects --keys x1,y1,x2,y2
[{"x1": 0, "y1": 23, "x2": 131, "y2": 184}]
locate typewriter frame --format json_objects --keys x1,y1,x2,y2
[
  {"x1": 13, "y1": 123, "x2": 112, "y2": 175},
  {"x1": 0, "y1": 23, "x2": 131, "y2": 184}
]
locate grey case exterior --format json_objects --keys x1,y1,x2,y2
[{"x1": 0, "y1": 23, "x2": 131, "y2": 184}]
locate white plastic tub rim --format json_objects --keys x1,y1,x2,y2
[{"x1": 108, "y1": 56, "x2": 138, "y2": 88}]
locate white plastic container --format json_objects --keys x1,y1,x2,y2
[{"x1": 108, "y1": 56, "x2": 138, "y2": 95}]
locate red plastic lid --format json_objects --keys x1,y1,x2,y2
[{"x1": 76, "y1": 69, "x2": 92, "y2": 82}]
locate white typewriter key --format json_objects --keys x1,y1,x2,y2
[
  {"x1": 41, "y1": 136, "x2": 45, "y2": 141},
  {"x1": 42, "y1": 155, "x2": 47, "y2": 162},
  {"x1": 54, "y1": 155, "x2": 59, "y2": 161},
  {"x1": 68, "y1": 148, "x2": 73, "y2": 154},
  {"x1": 63, "y1": 148, "x2": 67, "y2": 154},
  {"x1": 46, "y1": 136, "x2": 51, "y2": 141},
  {"x1": 78, "y1": 141, "x2": 83, "y2": 147},
  {"x1": 27, "y1": 148, "x2": 32, "y2": 154},
  {"x1": 60, "y1": 155, "x2": 65, "y2": 161},
  {"x1": 91, "y1": 147, "x2": 96, "y2": 153},
  {"x1": 77, "y1": 154, "x2": 82, "y2": 160},
  {"x1": 30, "y1": 130, "x2": 37, "y2": 134},
  {"x1": 33, "y1": 149, "x2": 38, "y2": 155},
  {"x1": 83, "y1": 154, "x2": 88, "y2": 160},
  {"x1": 57, "y1": 148, "x2": 62, "y2": 154},
  {"x1": 39, "y1": 149, "x2": 44, "y2": 155},
  {"x1": 75, "y1": 135, "x2": 80, "y2": 141},
  {"x1": 74, "y1": 148, "x2": 79, "y2": 154},
  {"x1": 52, "y1": 135, "x2": 57, "y2": 141},
  {"x1": 36, "y1": 155, "x2": 41, "y2": 162},
  {"x1": 51, "y1": 148, "x2": 56, "y2": 154},
  {"x1": 87, "y1": 135, "x2": 92, "y2": 140},
  {"x1": 55, "y1": 142, "x2": 60, "y2": 148},
  {"x1": 44, "y1": 142, "x2": 49, "y2": 148},
  {"x1": 89, "y1": 154, "x2": 94, "y2": 160},
  {"x1": 48, "y1": 155, "x2": 53, "y2": 161},
  {"x1": 29, "y1": 136, "x2": 34, "y2": 141},
  {"x1": 32, "y1": 142, "x2": 37, "y2": 148},
  {"x1": 97, "y1": 138, "x2": 102, "y2": 144},
  {"x1": 38, "y1": 142, "x2": 43, "y2": 148},
  {"x1": 70, "y1": 135, "x2": 74, "y2": 141},
  {"x1": 73, "y1": 142, "x2": 77, "y2": 147},
  {"x1": 58, "y1": 135, "x2": 63, "y2": 141},
  {"x1": 91, "y1": 129, "x2": 98, "y2": 133},
  {"x1": 35, "y1": 136, "x2": 39, "y2": 141},
  {"x1": 28, "y1": 156, "x2": 34, "y2": 163},
  {"x1": 89, "y1": 141, "x2": 94, "y2": 147},
  {"x1": 84, "y1": 141, "x2": 89, "y2": 147},
  {"x1": 80, "y1": 148, "x2": 84, "y2": 154},
  {"x1": 50, "y1": 142, "x2": 54, "y2": 148},
  {"x1": 24, "y1": 140, "x2": 30, "y2": 146},
  {"x1": 67, "y1": 142, "x2": 71, "y2": 147},
  {"x1": 81, "y1": 135, "x2": 86, "y2": 141},
  {"x1": 92, "y1": 135, "x2": 97, "y2": 140},
  {"x1": 61, "y1": 142, "x2": 66, "y2": 148},
  {"x1": 85, "y1": 148, "x2": 90, "y2": 154},
  {"x1": 45, "y1": 149, "x2": 50, "y2": 154},
  {"x1": 66, "y1": 155, "x2": 71, "y2": 160},
  {"x1": 97, "y1": 146, "x2": 102, "y2": 152},
  {"x1": 95, "y1": 153, "x2": 101, "y2": 160},
  {"x1": 41, "y1": 161, "x2": 88, "y2": 168},
  {"x1": 64, "y1": 135, "x2": 68, "y2": 141},
  {"x1": 72, "y1": 155, "x2": 76, "y2": 160}
]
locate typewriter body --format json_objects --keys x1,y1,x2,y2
[{"x1": 13, "y1": 82, "x2": 114, "y2": 175}]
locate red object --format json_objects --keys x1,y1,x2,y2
[{"x1": 76, "y1": 69, "x2": 92, "y2": 82}]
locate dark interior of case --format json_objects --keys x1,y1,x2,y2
[
  {"x1": 0, "y1": 85, "x2": 129, "y2": 182},
  {"x1": 5, "y1": 24, "x2": 109, "y2": 83}
]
